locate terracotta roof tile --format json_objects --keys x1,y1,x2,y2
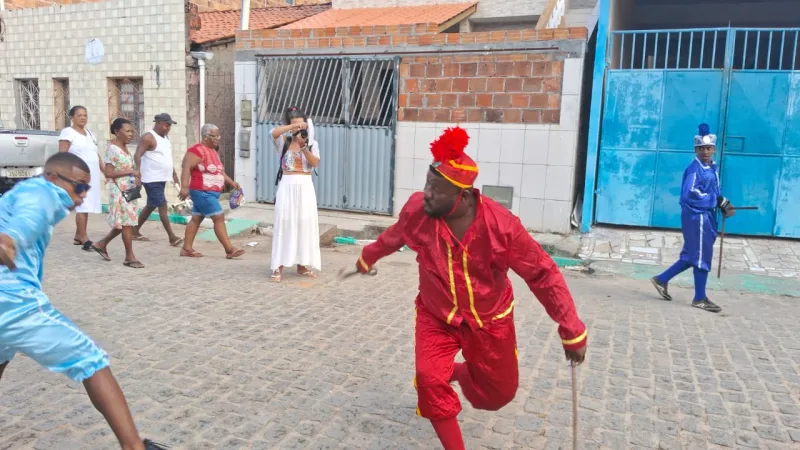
[
  {"x1": 280, "y1": 2, "x2": 476, "y2": 29},
  {"x1": 192, "y1": 3, "x2": 332, "y2": 44}
]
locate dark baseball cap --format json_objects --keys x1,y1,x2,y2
[{"x1": 154, "y1": 113, "x2": 177, "y2": 124}]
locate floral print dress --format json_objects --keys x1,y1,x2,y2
[{"x1": 105, "y1": 144, "x2": 139, "y2": 230}]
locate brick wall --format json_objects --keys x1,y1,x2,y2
[
  {"x1": 398, "y1": 54, "x2": 563, "y2": 124},
  {"x1": 236, "y1": 25, "x2": 587, "y2": 124}
]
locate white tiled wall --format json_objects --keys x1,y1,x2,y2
[
  {"x1": 393, "y1": 57, "x2": 585, "y2": 234},
  {"x1": 0, "y1": 0, "x2": 188, "y2": 201},
  {"x1": 234, "y1": 56, "x2": 586, "y2": 234}
]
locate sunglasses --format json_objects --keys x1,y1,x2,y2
[{"x1": 50, "y1": 172, "x2": 91, "y2": 194}]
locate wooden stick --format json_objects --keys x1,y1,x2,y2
[
  {"x1": 571, "y1": 362, "x2": 578, "y2": 450},
  {"x1": 717, "y1": 215, "x2": 726, "y2": 279}
]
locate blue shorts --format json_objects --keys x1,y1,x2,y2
[
  {"x1": 143, "y1": 181, "x2": 168, "y2": 208},
  {"x1": 0, "y1": 288, "x2": 110, "y2": 382},
  {"x1": 190, "y1": 189, "x2": 223, "y2": 217}
]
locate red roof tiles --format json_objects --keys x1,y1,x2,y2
[
  {"x1": 280, "y1": 2, "x2": 476, "y2": 29},
  {"x1": 192, "y1": 3, "x2": 332, "y2": 44}
]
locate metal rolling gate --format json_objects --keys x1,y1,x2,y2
[
  {"x1": 596, "y1": 27, "x2": 800, "y2": 238},
  {"x1": 255, "y1": 56, "x2": 399, "y2": 214}
]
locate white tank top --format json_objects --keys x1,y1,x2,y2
[{"x1": 141, "y1": 130, "x2": 174, "y2": 183}]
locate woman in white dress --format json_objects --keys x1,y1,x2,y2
[
  {"x1": 269, "y1": 106, "x2": 322, "y2": 282},
  {"x1": 58, "y1": 106, "x2": 103, "y2": 249}
]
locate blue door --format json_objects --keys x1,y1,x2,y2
[{"x1": 595, "y1": 28, "x2": 800, "y2": 238}]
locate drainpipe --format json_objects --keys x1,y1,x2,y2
[
  {"x1": 190, "y1": 52, "x2": 214, "y2": 132},
  {"x1": 241, "y1": 0, "x2": 251, "y2": 30}
]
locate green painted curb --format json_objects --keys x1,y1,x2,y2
[
  {"x1": 101, "y1": 204, "x2": 189, "y2": 225},
  {"x1": 551, "y1": 256, "x2": 586, "y2": 268},
  {"x1": 197, "y1": 218, "x2": 260, "y2": 242}
]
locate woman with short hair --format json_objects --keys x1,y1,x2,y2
[
  {"x1": 89, "y1": 118, "x2": 144, "y2": 268},
  {"x1": 58, "y1": 106, "x2": 103, "y2": 249}
]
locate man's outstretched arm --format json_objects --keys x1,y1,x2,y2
[
  {"x1": 356, "y1": 207, "x2": 410, "y2": 273},
  {"x1": 506, "y1": 218, "x2": 587, "y2": 362}
]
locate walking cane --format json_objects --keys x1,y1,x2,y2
[
  {"x1": 717, "y1": 206, "x2": 758, "y2": 279},
  {"x1": 571, "y1": 361, "x2": 578, "y2": 450}
]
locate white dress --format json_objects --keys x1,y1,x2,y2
[{"x1": 59, "y1": 127, "x2": 102, "y2": 214}]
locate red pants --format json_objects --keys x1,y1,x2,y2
[{"x1": 414, "y1": 306, "x2": 519, "y2": 420}]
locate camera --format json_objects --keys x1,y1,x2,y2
[{"x1": 293, "y1": 129, "x2": 309, "y2": 139}]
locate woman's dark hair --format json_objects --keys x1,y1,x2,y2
[
  {"x1": 283, "y1": 106, "x2": 307, "y2": 125},
  {"x1": 110, "y1": 118, "x2": 132, "y2": 136},
  {"x1": 68, "y1": 105, "x2": 87, "y2": 118}
]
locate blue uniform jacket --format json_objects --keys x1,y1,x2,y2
[
  {"x1": 0, "y1": 177, "x2": 73, "y2": 291},
  {"x1": 678, "y1": 158, "x2": 721, "y2": 271}
]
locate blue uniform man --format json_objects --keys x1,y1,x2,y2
[
  {"x1": 0, "y1": 153, "x2": 165, "y2": 450},
  {"x1": 650, "y1": 124, "x2": 735, "y2": 313}
]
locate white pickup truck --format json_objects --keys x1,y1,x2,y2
[{"x1": 0, "y1": 124, "x2": 60, "y2": 196}]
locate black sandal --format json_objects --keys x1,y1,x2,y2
[
  {"x1": 123, "y1": 260, "x2": 145, "y2": 269},
  {"x1": 81, "y1": 240, "x2": 93, "y2": 251}
]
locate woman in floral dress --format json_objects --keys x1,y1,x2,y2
[{"x1": 90, "y1": 118, "x2": 144, "y2": 268}]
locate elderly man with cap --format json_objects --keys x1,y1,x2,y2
[
  {"x1": 132, "y1": 113, "x2": 183, "y2": 247},
  {"x1": 349, "y1": 127, "x2": 588, "y2": 450},
  {"x1": 650, "y1": 123, "x2": 735, "y2": 313}
]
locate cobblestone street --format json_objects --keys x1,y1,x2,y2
[{"x1": 1, "y1": 219, "x2": 799, "y2": 449}]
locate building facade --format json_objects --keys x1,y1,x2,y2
[{"x1": 234, "y1": 0, "x2": 599, "y2": 233}]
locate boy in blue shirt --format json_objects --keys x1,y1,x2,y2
[
  {"x1": 650, "y1": 124, "x2": 735, "y2": 313},
  {"x1": 0, "y1": 153, "x2": 165, "y2": 450}
]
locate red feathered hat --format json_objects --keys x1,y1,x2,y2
[{"x1": 430, "y1": 126, "x2": 478, "y2": 189}]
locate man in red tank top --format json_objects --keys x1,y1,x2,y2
[{"x1": 177, "y1": 124, "x2": 245, "y2": 259}]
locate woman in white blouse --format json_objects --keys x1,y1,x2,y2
[
  {"x1": 269, "y1": 106, "x2": 322, "y2": 282},
  {"x1": 58, "y1": 106, "x2": 104, "y2": 250}
]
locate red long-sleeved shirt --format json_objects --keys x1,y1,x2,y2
[{"x1": 359, "y1": 192, "x2": 587, "y2": 351}]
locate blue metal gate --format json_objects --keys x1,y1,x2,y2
[
  {"x1": 596, "y1": 28, "x2": 800, "y2": 238},
  {"x1": 255, "y1": 56, "x2": 399, "y2": 214}
]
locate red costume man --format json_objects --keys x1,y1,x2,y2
[{"x1": 353, "y1": 127, "x2": 588, "y2": 449}]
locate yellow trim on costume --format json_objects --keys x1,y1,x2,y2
[
  {"x1": 492, "y1": 301, "x2": 515, "y2": 320},
  {"x1": 434, "y1": 167, "x2": 472, "y2": 189},
  {"x1": 413, "y1": 376, "x2": 417, "y2": 389},
  {"x1": 447, "y1": 160, "x2": 478, "y2": 172},
  {"x1": 562, "y1": 330, "x2": 588, "y2": 345},
  {"x1": 445, "y1": 242, "x2": 459, "y2": 324},
  {"x1": 358, "y1": 256, "x2": 370, "y2": 272},
  {"x1": 416, "y1": 406, "x2": 421, "y2": 416},
  {"x1": 461, "y1": 247, "x2": 483, "y2": 328},
  {"x1": 515, "y1": 348, "x2": 519, "y2": 360}
]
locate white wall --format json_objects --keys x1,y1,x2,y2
[
  {"x1": 234, "y1": 57, "x2": 585, "y2": 234},
  {"x1": 234, "y1": 60, "x2": 258, "y2": 199},
  {"x1": 0, "y1": 0, "x2": 188, "y2": 202},
  {"x1": 331, "y1": 0, "x2": 549, "y2": 20},
  {"x1": 394, "y1": 57, "x2": 583, "y2": 234}
]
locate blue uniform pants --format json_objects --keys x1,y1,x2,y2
[
  {"x1": 0, "y1": 288, "x2": 109, "y2": 382},
  {"x1": 657, "y1": 209, "x2": 716, "y2": 301}
]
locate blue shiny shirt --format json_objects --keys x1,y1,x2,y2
[
  {"x1": 0, "y1": 177, "x2": 73, "y2": 291},
  {"x1": 680, "y1": 157, "x2": 721, "y2": 213}
]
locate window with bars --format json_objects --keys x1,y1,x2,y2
[
  {"x1": 15, "y1": 79, "x2": 41, "y2": 130},
  {"x1": 107, "y1": 78, "x2": 145, "y2": 143},
  {"x1": 53, "y1": 78, "x2": 70, "y2": 130}
]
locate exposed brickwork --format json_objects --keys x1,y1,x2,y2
[
  {"x1": 398, "y1": 54, "x2": 564, "y2": 124},
  {"x1": 235, "y1": 25, "x2": 587, "y2": 49},
  {"x1": 236, "y1": 25, "x2": 586, "y2": 124}
]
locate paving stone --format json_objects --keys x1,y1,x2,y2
[{"x1": 1, "y1": 221, "x2": 798, "y2": 449}]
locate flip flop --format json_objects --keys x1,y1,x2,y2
[
  {"x1": 123, "y1": 260, "x2": 145, "y2": 269},
  {"x1": 169, "y1": 237, "x2": 185, "y2": 247},
  {"x1": 226, "y1": 248, "x2": 246, "y2": 259},
  {"x1": 133, "y1": 235, "x2": 150, "y2": 242},
  {"x1": 270, "y1": 272, "x2": 282, "y2": 283},
  {"x1": 81, "y1": 240, "x2": 93, "y2": 251},
  {"x1": 297, "y1": 269, "x2": 317, "y2": 278},
  {"x1": 90, "y1": 245, "x2": 111, "y2": 261},
  {"x1": 73, "y1": 239, "x2": 83, "y2": 245},
  {"x1": 180, "y1": 249, "x2": 204, "y2": 258}
]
